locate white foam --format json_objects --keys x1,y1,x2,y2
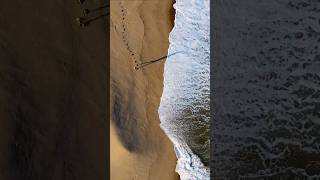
[{"x1": 158, "y1": 0, "x2": 210, "y2": 179}]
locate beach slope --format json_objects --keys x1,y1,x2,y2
[{"x1": 110, "y1": 0, "x2": 179, "y2": 179}]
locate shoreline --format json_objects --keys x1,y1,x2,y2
[
  {"x1": 158, "y1": 0, "x2": 211, "y2": 178},
  {"x1": 110, "y1": 0, "x2": 179, "y2": 179}
]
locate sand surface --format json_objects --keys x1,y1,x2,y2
[
  {"x1": 0, "y1": 0, "x2": 108, "y2": 179},
  {"x1": 110, "y1": 0, "x2": 179, "y2": 179}
]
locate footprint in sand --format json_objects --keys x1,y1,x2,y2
[{"x1": 118, "y1": 1, "x2": 140, "y2": 67}]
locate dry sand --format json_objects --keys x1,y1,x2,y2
[
  {"x1": 110, "y1": 0, "x2": 179, "y2": 179},
  {"x1": 0, "y1": 0, "x2": 108, "y2": 179}
]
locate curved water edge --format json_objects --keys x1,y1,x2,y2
[{"x1": 158, "y1": 0, "x2": 210, "y2": 179}]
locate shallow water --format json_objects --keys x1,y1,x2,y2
[{"x1": 158, "y1": 0, "x2": 210, "y2": 179}]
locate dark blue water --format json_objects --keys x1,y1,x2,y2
[{"x1": 212, "y1": 0, "x2": 320, "y2": 179}]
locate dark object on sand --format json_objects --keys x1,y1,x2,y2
[
  {"x1": 135, "y1": 51, "x2": 183, "y2": 70},
  {"x1": 77, "y1": 0, "x2": 85, "y2": 4},
  {"x1": 76, "y1": 13, "x2": 108, "y2": 28},
  {"x1": 76, "y1": 17, "x2": 88, "y2": 27},
  {"x1": 76, "y1": 4, "x2": 109, "y2": 28},
  {"x1": 83, "y1": 5, "x2": 109, "y2": 16},
  {"x1": 83, "y1": 9, "x2": 90, "y2": 16}
]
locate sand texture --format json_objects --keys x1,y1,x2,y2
[
  {"x1": 110, "y1": 0, "x2": 179, "y2": 179},
  {"x1": 0, "y1": 0, "x2": 108, "y2": 179}
]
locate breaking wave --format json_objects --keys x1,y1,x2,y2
[{"x1": 158, "y1": 0, "x2": 210, "y2": 179}]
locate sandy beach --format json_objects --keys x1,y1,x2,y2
[
  {"x1": 0, "y1": 0, "x2": 108, "y2": 179},
  {"x1": 110, "y1": 0, "x2": 179, "y2": 179}
]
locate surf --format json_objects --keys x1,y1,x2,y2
[{"x1": 158, "y1": 0, "x2": 210, "y2": 179}]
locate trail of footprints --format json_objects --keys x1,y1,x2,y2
[{"x1": 119, "y1": 2, "x2": 140, "y2": 70}]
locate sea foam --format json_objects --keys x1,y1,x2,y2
[{"x1": 158, "y1": 0, "x2": 210, "y2": 179}]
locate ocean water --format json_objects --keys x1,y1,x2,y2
[
  {"x1": 158, "y1": 0, "x2": 210, "y2": 179},
  {"x1": 212, "y1": 0, "x2": 320, "y2": 178}
]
